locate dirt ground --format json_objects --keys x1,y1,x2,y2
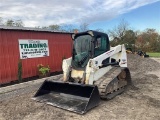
[{"x1": 0, "y1": 54, "x2": 160, "y2": 120}]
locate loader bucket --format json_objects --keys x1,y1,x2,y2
[{"x1": 33, "y1": 80, "x2": 100, "y2": 114}]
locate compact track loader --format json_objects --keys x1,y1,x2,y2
[{"x1": 33, "y1": 30, "x2": 132, "y2": 114}]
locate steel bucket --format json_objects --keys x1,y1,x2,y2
[{"x1": 33, "y1": 80, "x2": 100, "y2": 114}]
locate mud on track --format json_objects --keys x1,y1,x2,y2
[{"x1": 0, "y1": 54, "x2": 160, "y2": 120}]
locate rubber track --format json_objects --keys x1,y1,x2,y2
[{"x1": 94, "y1": 66, "x2": 129, "y2": 99}]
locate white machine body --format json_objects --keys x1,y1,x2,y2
[{"x1": 62, "y1": 44, "x2": 127, "y2": 85}]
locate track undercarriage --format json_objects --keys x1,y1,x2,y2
[{"x1": 94, "y1": 67, "x2": 132, "y2": 99}]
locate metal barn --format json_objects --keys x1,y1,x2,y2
[{"x1": 0, "y1": 26, "x2": 72, "y2": 84}]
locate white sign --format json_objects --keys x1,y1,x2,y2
[{"x1": 19, "y1": 39, "x2": 49, "y2": 59}]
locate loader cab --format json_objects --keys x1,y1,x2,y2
[{"x1": 72, "y1": 30, "x2": 110, "y2": 69}]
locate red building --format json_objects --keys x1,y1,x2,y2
[{"x1": 0, "y1": 26, "x2": 72, "y2": 84}]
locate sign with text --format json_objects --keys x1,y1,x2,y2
[{"x1": 19, "y1": 39, "x2": 49, "y2": 59}]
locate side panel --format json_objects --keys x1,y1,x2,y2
[
  {"x1": 92, "y1": 66, "x2": 112, "y2": 84},
  {"x1": 62, "y1": 57, "x2": 72, "y2": 81},
  {"x1": 91, "y1": 45, "x2": 127, "y2": 68}
]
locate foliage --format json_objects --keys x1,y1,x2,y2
[
  {"x1": 0, "y1": 17, "x2": 3, "y2": 25},
  {"x1": 37, "y1": 64, "x2": 50, "y2": 76},
  {"x1": 108, "y1": 19, "x2": 129, "y2": 41},
  {"x1": 147, "y1": 53, "x2": 160, "y2": 58},
  {"x1": 79, "y1": 23, "x2": 89, "y2": 32},
  {"x1": 48, "y1": 24, "x2": 60, "y2": 31},
  {"x1": 41, "y1": 23, "x2": 89, "y2": 33},
  {"x1": 18, "y1": 59, "x2": 22, "y2": 82},
  {"x1": 5, "y1": 19, "x2": 14, "y2": 26},
  {"x1": 110, "y1": 29, "x2": 136, "y2": 48},
  {"x1": 60, "y1": 24, "x2": 76, "y2": 32},
  {"x1": 5, "y1": 19, "x2": 24, "y2": 27},
  {"x1": 135, "y1": 29, "x2": 160, "y2": 52},
  {"x1": 14, "y1": 20, "x2": 24, "y2": 27},
  {"x1": 109, "y1": 20, "x2": 160, "y2": 52}
]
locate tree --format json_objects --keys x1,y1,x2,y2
[
  {"x1": 122, "y1": 30, "x2": 137, "y2": 50},
  {"x1": 14, "y1": 20, "x2": 24, "y2": 27},
  {"x1": 42, "y1": 24, "x2": 63, "y2": 31},
  {"x1": 0, "y1": 17, "x2": 3, "y2": 25},
  {"x1": 135, "y1": 29, "x2": 160, "y2": 52},
  {"x1": 48, "y1": 24, "x2": 60, "y2": 31},
  {"x1": 35, "y1": 26, "x2": 41, "y2": 28},
  {"x1": 157, "y1": 35, "x2": 160, "y2": 52},
  {"x1": 5, "y1": 19, "x2": 24, "y2": 27},
  {"x1": 60, "y1": 24, "x2": 78, "y2": 32},
  {"x1": 145, "y1": 29, "x2": 160, "y2": 52},
  {"x1": 108, "y1": 19, "x2": 129, "y2": 46},
  {"x1": 79, "y1": 23, "x2": 89, "y2": 32},
  {"x1": 6, "y1": 19, "x2": 15, "y2": 26}
]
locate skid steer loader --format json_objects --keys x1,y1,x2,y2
[{"x1": 33, "y1": 30, "x2": 132, "y2": 114}]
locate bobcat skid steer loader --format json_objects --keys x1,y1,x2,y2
[{"x1": 33, "y1": 30, "x2": 132, "y2": 114}]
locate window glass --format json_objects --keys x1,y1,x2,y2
[
  {"x1": 94, "y1": 36, "x2": 107, "y2": 57},
  {"x1": 72, "y1": 35, "x2": 91, "y2": 68}
]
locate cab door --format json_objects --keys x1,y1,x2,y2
[{"x1": 94, "y1": 35, "x2": 110, "y2": 64}]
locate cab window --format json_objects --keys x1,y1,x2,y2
[{"x1": 94, "y1": 36, "x2": 108, "y2": 57}]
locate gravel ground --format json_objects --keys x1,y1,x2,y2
[{"x1": 0, "y1": 54, "x2": 160, "y2": 120}]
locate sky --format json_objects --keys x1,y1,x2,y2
[{"x1": 0, "y1": 0, "x2": 160, "y2": 32}]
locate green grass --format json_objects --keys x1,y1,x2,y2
[{"x1": 147, "y1": 52, "x2": 160, "y2": 57}]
